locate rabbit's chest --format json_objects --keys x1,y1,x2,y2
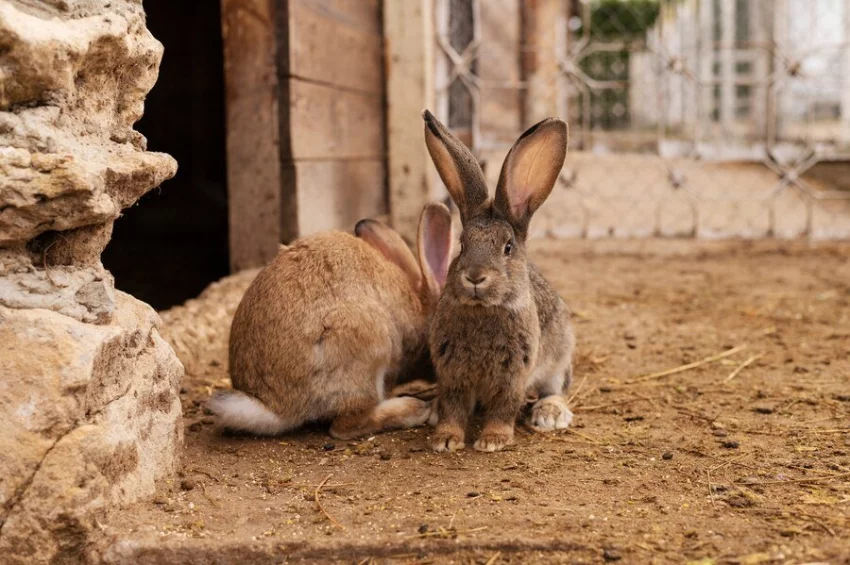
[{"x1": 431, "y1": 306, "x2": 541, "y2": 383}]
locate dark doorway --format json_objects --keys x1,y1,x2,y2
[{"x1": 103, "y1": 0, "x2": 229, "y2": 310}]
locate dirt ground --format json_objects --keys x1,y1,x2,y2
[{"x1": 96, "y1": 239, "x2": 850, "y2": 564}]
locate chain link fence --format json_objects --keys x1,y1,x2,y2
[{"x1": 432, "y1": 0, "x2": 850, "y2": 239}]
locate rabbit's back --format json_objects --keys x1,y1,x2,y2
[{"x1": 229, "y1": 231, "x2": 422, "y2": 419}]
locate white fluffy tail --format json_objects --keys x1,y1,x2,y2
[{"x1": 206, "y1": 391, "x2": 292, "y2": 436}]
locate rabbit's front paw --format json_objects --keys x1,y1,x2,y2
[
  {"x1": 530, "y1": 395, "x2": 573, "y2": 432},
  {"x1": 430, "y1": 425, "x2": 465, "y2": 452},
  {"x1": 474, "y1": 431, "x2": 513, "y2": 452}
]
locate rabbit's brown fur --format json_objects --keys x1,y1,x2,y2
[
  {"x1": 423, "y1": 111, "x2": 575, "y2": 452},
  {"x1": 209, "y1": 205, "x2": 453, "y2": 440}
]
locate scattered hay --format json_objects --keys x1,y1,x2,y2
[
  {"x1": 626, "y1": 345, "x2": 748, "y2": 384},
  {"x1": 158, "y1": 269, "x2": 260, "y2": 377}
]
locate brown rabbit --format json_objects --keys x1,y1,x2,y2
[
  {"x1": 422, "y1": 110, "x2": 575, "y2": 453},
  {"x1": 207, "y1": 204, "x2": 453, "y2": 440}
]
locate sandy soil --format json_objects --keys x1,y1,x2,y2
[{"x1": 96, "y1": 239, "x2": 850, "y2": 564}]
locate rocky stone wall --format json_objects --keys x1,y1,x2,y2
[{"x1": 0, "y1": 1, "x2": 183, "y2": 562}]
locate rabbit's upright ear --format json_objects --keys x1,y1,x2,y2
[
  {"x1": 356, "y1": 219, "x2": 422, "y2": 292},
  {"x1": 494, "y1": 118, "x2": 568, "y2": 239},
  {"x1": 417, "y1": 202, "x2": 454, "y2": 300},
  {"x1": 422, "y1": 110, "x2": 489, "y2": 224}
]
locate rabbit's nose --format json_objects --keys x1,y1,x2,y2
[{"x1": 463, "y1": 273, "x2": 488, "y2": 286}]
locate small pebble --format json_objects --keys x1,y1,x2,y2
[
  {"x1": 662, "y1": 452, "x2": 674, "y2": 460},
  {"x1": 179, "y1": 387, "x2": 188, "y2": 394},
  {"x1": 836, "y1": 394, "x2": 850, "y2": 402},
  {"x1": 627, "y1": 343, "x2": 637, "y2": 349},
  {"x1": 379, "y1": 451, "x2": 392, "y2": 461},
  {"x1": 712, "y1": 429, "x2": 728, "y2": 438},
  {"x1": 322, "y1": 443, "x2": 335, "y2": 451},
  {"x1": 418, "y1": 524, "x2": 429, "y2": 534},
  {"x1": 599, "y1": 386, "x2": 614, "y2": 393},
  {"x1": 180, "y1": 478, "x2": 197, "y2": 491},
  {"x1": 722, "y1": 440, "x2": 740, "y2": 449},
  {"x1": 467, "y1": 491, "x2": 480, "y2": 498},
  {"x1": 152, "y1": 495, "x2": 167, "y2": 505},
  {"x1": 752, "y1": 406, "x2": 774, "y2": 414},
  {"x1": 603, "y1": 549, "x2": 622, "y2": 562}
]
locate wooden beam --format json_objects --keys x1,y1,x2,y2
[
  {"x1": 384, "y1": 0, "x2": 436, "y2": 243},
  {"x1": 284, "y1": 160, "x2": 386, "y2": 236},
  {"x1": 287, "y1": 0, "x2": 383, "y2": 94},
  {"x1": 221, "y1": 0, "x2": 289, "y2": 271},
  {"x1": 287, "y1": 78, "x2": 384, "y2": 160}
]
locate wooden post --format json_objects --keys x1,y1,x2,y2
[
  {"x1": 720, "y1": 0, "x2": 736, "y2": 130},
  {"x1": 698, "y1": 0, "x2": 714, "y2": 141},
  {"x1": 750, "y1": 0, "x2": 769, "y2": 139},
  {"x1": 221, "y1": 0, "x2": 288, "y2": 272},
  {"x1": 522, "y1": 0, "x2": 565, "y2": 126},
  {"x1": 384, "y1": 0, "x2": 436, "y2": 243},
  {"x1": 769, "y1": 0, "x2": 788, "y2": 147},
  {"x1": 841, "y1": 0, "x2": 850, "y2": 145}
]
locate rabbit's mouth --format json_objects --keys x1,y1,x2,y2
[
  {"x1": 457, "y1": 286, "x2": 502, "y2": 307},
  {"x1": 469, "y1": 291, "x2": 486, "y2": 303}
]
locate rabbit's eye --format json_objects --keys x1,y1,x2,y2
[{"x1": 504, "y1": 241, "x2": 513, "y2": 256}]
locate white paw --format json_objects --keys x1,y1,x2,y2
[
  {"x1": 530, "y1": 395, "x2": 573, "y2": 432},
  {"x1": 405, "y1": 397, "x2": 433, "y2": 427},
  {"x1": 376, "y1": 397, "x2": 432, "y2": 428},
  {"x1": 427, "y1": 399, "x2": 439, "y2": 427}
]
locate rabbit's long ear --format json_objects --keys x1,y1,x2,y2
[
  {"x1": 494, "y1": 118, "x2": 568, "y2": 239},
  {"x1": 422, "y1": 110, "x2": 489, "y2": 223},
  {"x1": 417, "y1": 202, "x2": 454, "y2": 300},
  {"x1": 356, "y1": 219, "x2": 422, "y2": 292}
]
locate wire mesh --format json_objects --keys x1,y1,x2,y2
[{"x1": 432, "y1": 0, "x2": 850, "y2": 239}]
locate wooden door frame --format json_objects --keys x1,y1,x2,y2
[{"x1": 221, "y1": 0, "x2": 297, "y2": 272}]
